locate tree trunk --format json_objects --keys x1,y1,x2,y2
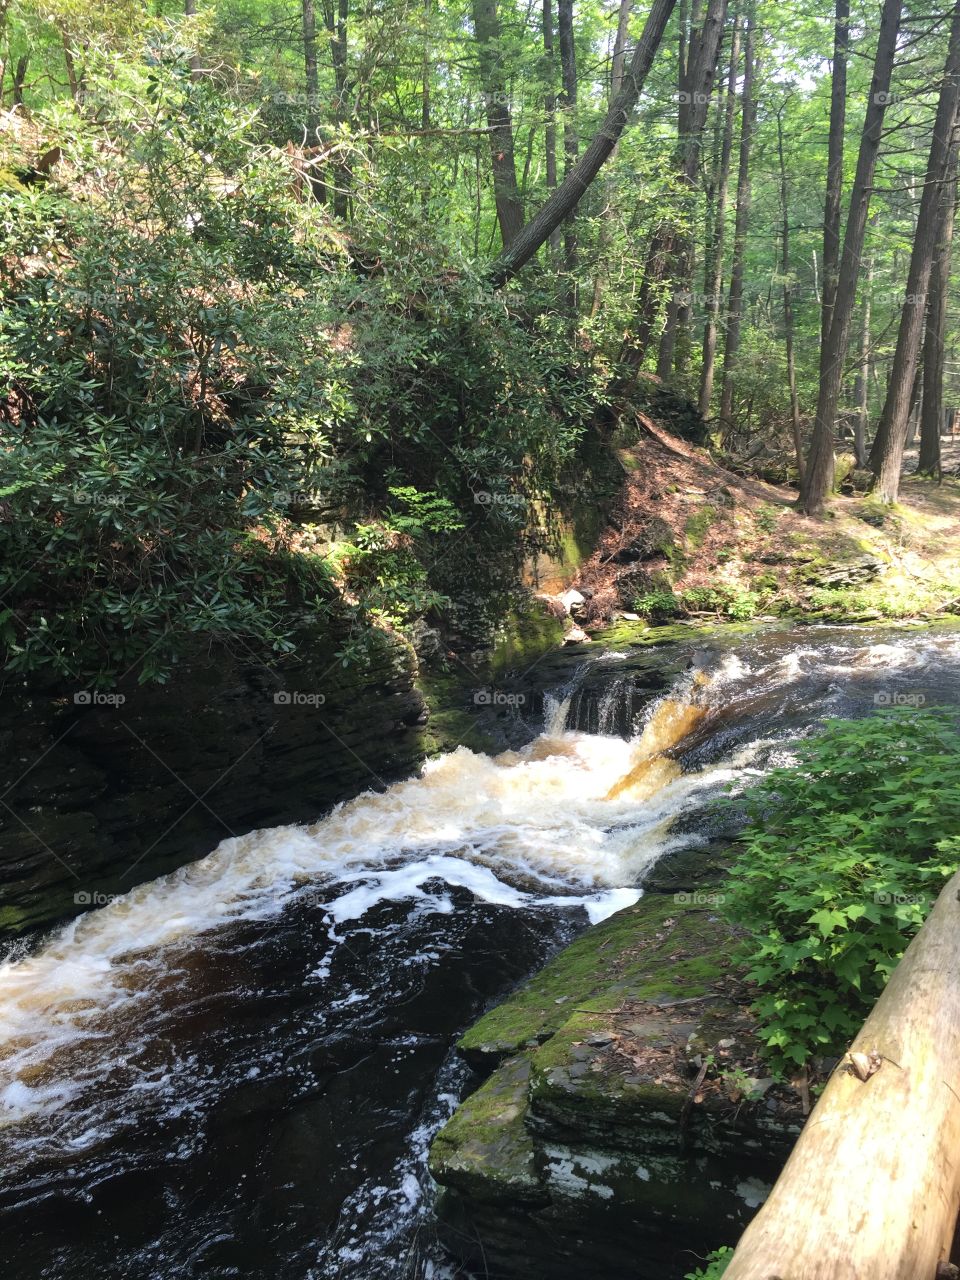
[
  {"x1": 11, "y1": 54, "x2": 26, "y2": 106},
  {"x1": 59, "y1": 28, "x2": 80, "y2": 101},
  {"x1": 868, "y1": 0, "x2": 960, "y2": 504},
  {"x1": 543, "y1": 0, "x2": 561, "y2": 258},
  {"x1": 799, "y1": 0, "x2": 903, "y2": 515},
  {"x1": 185, "y1": 0, "x2": 202, "y2": 81},
  {"x1": 656, "y1": 0, "x2": 728, "y2": 380},
  {"x1": 698, "y1": 5, "x2": 741, "y2": 417},
  {"x1": 321, "y1": 0, "x2": 350, "y2": 218},
  {"x1": 302, "y1": 0, "x2": 320, "y2": 149},
  {"x1": 557, "y1": 0, "x2": 579, "y2": 288},
  {"x1": 821, "y1": 0, "x2": 849, "y2": 349},
  {"x1": 472, "y1": 0, "x2": 525, "y2": 249},
  {"x1": 907, "y1": 363, "x2": 923, "y2": 446},
  {"x1": 777, "y1": 102, "x2": 803, "y2": 476},
  {"x1": 724, "y1": 869, "x2": 960, "y2": 1280},
  {"x1": 718, "y1": 1, "x2": 756, "y2": 426},
  {"x1": 590, "y1": 0, "x2": 633, "y2": 314},
  {"x1": 490, "y1": 0, "x2": 678, "y2": 285},
  {"x1": 918, "y1": 144, "x2": 959, "y2": 475},
  {"x1": 854, "y1": 254, "x2": 873, "y2": 467}
]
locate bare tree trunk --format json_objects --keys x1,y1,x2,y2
[
  {"x1": 590, "y1": 0, "x2": 633, "y2": 314},
  {"x1": 698, "y1": 5, "x2": 740, "y2": 416},
  {"x1": 918, "y1": 145, "x2": 959, "y2": 475},
  {"x1": 184, "y1": 0, "x2": 202, "y2": 81},
  {"x1": 800, "y1": 0, "x2": 903, "y2": 515},
  {"x1": 302, "y1": 0, "x2": 320, "y2": 148},
  {"x1": 10, "y1": 54, "x2": 26, "y2": 106},
  {"x1": 777, "y1": 101, "x2": 803, "y2": 476},
  {"x1": 59, "y1": 28, "x2": 80, "y2": 101},
  {"x1": 490, "y1": 0, "x2": 678, "y2": 285},
  {"x1": 543, "y1": 0, "x2": 561, "y2": 258},
  {"x1": 821, "y1": 0, "x2": 849, "y2": 348},
  {"x1": 854, "y1": 253, "x2": 873, "y2": 467},
  {"x1": 472, "y1": 0, "x2": 525, "y2": 249},
  {"x1": 718, "y1": 0, "x2": 756, "y2": 426},
  {"x1": 869, "y1": 0, "x2": 960, "y2": 503},
  {"x1": 321, "y1": 0, "x2": 351, "y2": 218},
  {"x1": 612, "y1": 0, "x2": 631, "y2": 94},
  {"x1": 656, "y1": 0, "x2": 728, "y2": 380},
  {"x1": 558, "y1": 0, "x2": 579, "y2": 288}
]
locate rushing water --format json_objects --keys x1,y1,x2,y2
[{"x1": 2, "y1": 623, "x2": 960, "y2": 1279}]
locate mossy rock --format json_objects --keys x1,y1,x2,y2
[
  {"x1": 428, "y1": 1055, "x2": 548, "y2": 1207},
  {"x1": 458, "y1": 891, "x2": 729, "y2": 1065}
]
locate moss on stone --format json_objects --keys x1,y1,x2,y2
[
  {"x1": 428, "y1": 1055, "x2": 548, "y2": 1206},
  {"x1": 459, "y1": 891, "x2": 731, "y2": 1062},
  {"x1": 489, "y1": 605, "x2": 566, "y2": 679}
]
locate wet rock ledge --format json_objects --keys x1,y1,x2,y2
[
  {"x1": 429, "y1": 853, "x2": 804, "y2": 1280},
  {"x1": 0, "y1": 627, "x2": 427, "y2": 935}
]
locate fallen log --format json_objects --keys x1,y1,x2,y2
[{"x1": 724, "y1": 868, "x2": 960, "y2": 1280}]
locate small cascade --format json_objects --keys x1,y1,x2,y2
[
  {"x1": 542, "y1": 655, "x2": 634, "y2": 737},
  {"x1": 596, "y1": 676, "x2": 636, "y2": 737},
  {"x1": 604, "y1": 696, "x2": 709, "y2": 800},
  {"x1": 542, "y1": 662, "x2": 594, "y2": 734}
]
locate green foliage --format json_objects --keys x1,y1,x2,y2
[
  {"x1": 633, "y1": 584, "x2": 759, "y2": 623},
  {"x1": 0, "y1": 58, "x2": 603, "y2": 681},
  {"x1": 685, "y1": 1247, "x2": 733, "y2": 1279},
  {"x1": 633, "y1": 588, "x2": 682, "y2": 621},
  {"x1": 722, "y1": 710, "x2": 960, "y2": 1075}
]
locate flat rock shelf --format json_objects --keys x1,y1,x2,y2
[{"x1": 429, "y1": 867, "x2": 805, "y2": 1279}]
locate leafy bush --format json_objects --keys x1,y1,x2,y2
[
  {"x1": 633, "y1": 585, "x2": 759, "y2": 623},
  {"x1": 723, "y1": 710, "x2": 960, "y2": 1075},
  {"x1": 633, "y1": 588, "x2": 682, "y2": 621},
  {"x1": 0, "y1": 62, "x2": 601, "y2": 681}
]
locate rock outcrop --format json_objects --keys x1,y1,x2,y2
[
  {"x1": 0, "y1": 628, "x2": 427, "y2": 934},
  {"x1": 430, "y1": 860, "x2": 804, "y2": 1279}
]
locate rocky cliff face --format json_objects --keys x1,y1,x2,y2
[{"x1": 0, "y1": 629, "x2": 427, "y2": 935}]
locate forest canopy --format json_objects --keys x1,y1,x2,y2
[{"x1": 1, "y1": 0, "x2": 958, "y2": 680}]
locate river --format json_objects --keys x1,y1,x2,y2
[{"x1": 1, "y1": 622, "x2": 959, "y2": 1278}]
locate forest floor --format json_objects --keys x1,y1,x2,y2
[{"x1": 568, "y1": 416, "x2": 960, "y2": 630}]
